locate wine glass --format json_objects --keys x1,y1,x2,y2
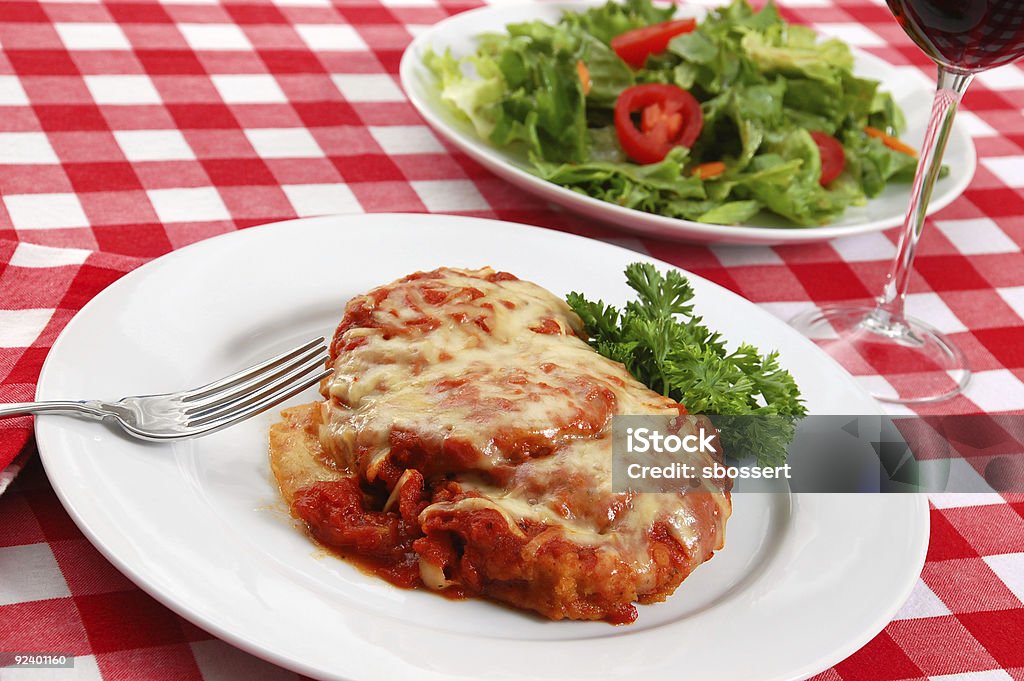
[{"x1": 791, "y1": 0, "x2": 1024, "y2": 404}]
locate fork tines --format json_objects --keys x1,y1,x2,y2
[{"x1": 182, "y1": 337, "x2": 331, "y2": 430}]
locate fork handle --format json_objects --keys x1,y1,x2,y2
[{"x1": 0, "y1": 401, "x2": 109, "y2": 420}]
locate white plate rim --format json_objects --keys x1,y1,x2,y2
[
  {"x1": 34, "y1": 213, "x2": 930, "y2": 681},
  {"x1": 398, "y1": 1, "x2": 977, "y2": 245}
]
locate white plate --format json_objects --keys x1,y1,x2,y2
[
  {"x1": 36, "y1": 214, "x2": 928, "y2": 681},
  {"x1": 399, "y1": 2, "x2": 976, "y2": 245}
]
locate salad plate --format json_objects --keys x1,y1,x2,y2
[
  {"x1": 36, "y1": 214, "x2": 928, "y2": 681},
  {"x1": 399, "y1": 2, "x2": 977, "y2": 245}
]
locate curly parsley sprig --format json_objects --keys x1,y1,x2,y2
[{"x1": 567, "y1": 263, "x2": 806, "y2": 466}]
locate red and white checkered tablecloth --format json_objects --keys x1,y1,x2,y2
[{"x1": 1, "y1": 0, "x2": 1023, "y2": 678}]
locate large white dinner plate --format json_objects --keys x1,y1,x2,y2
[
  {"x1": 400, "y1": 2, "x2": 976, "y2": 245},
  {"x1": 36, "y1": 214, "x2": 928, "y2": 681}
]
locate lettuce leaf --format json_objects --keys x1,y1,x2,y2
[
  {"x1": 841, "y1": 129, "x2": 921, "y2": 197},
  {"x1": 742, "y1": 25, "x2": 853, "y2": 84},
  {"x1": 423, "y1": 48, "x2": 505, "y2": 140},
  {"x1": 532, "y1": 147, "x2": 707, "y2": 216},
  {"x1": 560, "y1": 0, "x2": 675, "y2": 45}
]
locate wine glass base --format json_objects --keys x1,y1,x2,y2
[{"x1": 790, "y1": 305, "x2": 971, "y2": 405}]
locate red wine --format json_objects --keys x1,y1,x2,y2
[{"x1": 887, "y1": 0, "x2": 1024, "y2": 71}]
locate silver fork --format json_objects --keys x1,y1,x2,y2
[{"x1": 0, "y1": 337, "x2": 332, "y2": 441}]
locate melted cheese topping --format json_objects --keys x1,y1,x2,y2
[{"x1": 320, "y1": 267, "x2": 730, "y2": 588}]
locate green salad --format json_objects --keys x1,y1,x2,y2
[{"x1": 425, "y1": 0, "x2": 926, "y2": 227}]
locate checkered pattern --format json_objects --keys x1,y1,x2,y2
[{"x1": 0, "y1": 0, "x2": 1023, "y2": 678}]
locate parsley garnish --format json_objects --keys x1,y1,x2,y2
[{"x1": 567, "y1": 263, "x2": 806, "y2": 466}]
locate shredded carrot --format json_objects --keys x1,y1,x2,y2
[
  {"x1": 692, "y1": 161, "x2": 727, "y2": 180},
  {"x1": 576, "y1": 60, "x2": 591, "y2": 96},
  {"x1": 865, "y1": 126, "x2": 918, "y2": 157}
]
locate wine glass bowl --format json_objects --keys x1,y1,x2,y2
[
  {"x1": 791, "y1": 0, "x2": 1024, "y2": 404},
  {"x1": 888, "y1": 0, "x2": 1024, "y2": 72}
]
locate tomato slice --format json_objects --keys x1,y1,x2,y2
[
  {"x1": 810, "y1": 131, "x2": 845, "y2": 186},
  {"x1": 615, "y1": 84, "x2": 703, "y2": 164},
  {"x1": 611, "y1": 18, "x2": 697, "y2": 69}
]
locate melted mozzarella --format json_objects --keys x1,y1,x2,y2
[{"x1": 320, "y1": 267, "x2": 731, "y2": 584}]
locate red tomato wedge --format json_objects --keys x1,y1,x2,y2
[
  {"x1": 615, "y1": 84, "x2": 703, "y2": 164},
  {"x1": 611, "y1": 18, "x2": 697, "y2": 69},
  {"x1": 810, "y1": 131, "x2": 845, "y2": 186}
]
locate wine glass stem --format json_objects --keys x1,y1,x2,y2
[{"x1": 876, "y1": 66, "x2": 974, "y2": 320}]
